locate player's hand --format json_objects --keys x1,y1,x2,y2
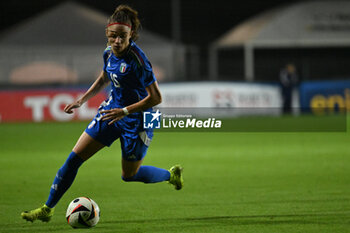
[
  {"x1": 64, "y1": 101, "x2": 82, "y2": 114},
  {"x1": 100, "y1": 108, "x2": 125, "y2": 125}
]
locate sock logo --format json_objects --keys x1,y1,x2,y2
[{"x1": 143, "y1": 110, "x2": 161, "y2": 129}]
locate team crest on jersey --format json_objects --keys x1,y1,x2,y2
[{"x1": 120, "y1": 63, "x2": 127, "y2": 73}]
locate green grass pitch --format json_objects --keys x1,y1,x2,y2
[{"x1": 0, "y1": 116, "x2": 350, "y2": 233}]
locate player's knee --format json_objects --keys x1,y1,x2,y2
[
  {"x1": 121, "y1": 168, "x2": 140, "y2": 182},
  {"x1": 121, "y1": 169, "x2": 138, "y2": 182}
]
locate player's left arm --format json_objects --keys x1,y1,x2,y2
[{"x1": 100, "y1": 81, "x2": 162, "y2": 125}]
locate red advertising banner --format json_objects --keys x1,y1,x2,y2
[{"x1": 0, "y1": 89, "x2": 107, "y2": 122}]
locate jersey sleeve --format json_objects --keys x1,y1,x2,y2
[
  {"x1": 129, "y1": 42, "x2": 157, "y2": 87},
  {"x1": 102, "y1": 46, "x2": 112, "y2": 72},
  {"x1": 141, "y1": 60, "x2": 157, "y2": 87}
]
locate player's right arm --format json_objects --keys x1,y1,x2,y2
[{"x1": 64, "y1": 71, "x2": 110, "y2": 114}]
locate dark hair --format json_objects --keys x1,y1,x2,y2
[{"x1": 107, "y1": 5, "x2": 141, "y2": 41}]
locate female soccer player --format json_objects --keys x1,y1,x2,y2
[{"x1": 21, "y1": 5, "x2": 183, "y2": 222}]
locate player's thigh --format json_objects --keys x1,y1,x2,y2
[
  {"x1": 73, "y1": 132, "x2": 105, "y2": 161},
  {"x1": 120, "y1": 133, "x2": 151, "y2": 177}
]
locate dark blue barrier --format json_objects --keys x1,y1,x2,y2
[{"x1": 299, "y1": 80, "x2": 350, "y2": 114}]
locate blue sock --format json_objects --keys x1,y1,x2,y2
[
  {"x1": 122, "y1": 166, "x2": 170, "y2": 183},
  {"x1": 45, "y1": 152, "x2": 84, "y2": 208}
]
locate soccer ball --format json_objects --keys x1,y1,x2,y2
[{"x1": 66, "y1": 197, "x2": 100, "y2": 228}]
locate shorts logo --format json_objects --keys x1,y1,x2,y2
[
  {"x1": 120, "y1": 63, "x2": 127, "y2": 73},
  {"x1": 127, "y1": 154, "x2": 137, "y2": 160},
  {"x1": 143, "y1": 110, "x2": 161, "y2": 129},
  {"x1": 88, "y1": 120, "x2": 96, "y2": 129}
]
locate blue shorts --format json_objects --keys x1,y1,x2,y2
[{"x1": 85, "y1": 113, "x2": 153, "y2": 161}]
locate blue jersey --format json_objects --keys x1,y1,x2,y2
[
  {"x1": 103, "y1": 41, "x2": 156, "y2": 110},
  {"x1": 88, "y1": 41, "x2": 156, "y2": 139},
  {"x1": 85, "y1": 41, "x2": 155, "y2": 158}
]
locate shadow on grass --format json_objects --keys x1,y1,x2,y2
[
  {"x1": 103, "y1": 211, "x2": 350, "y2": 226},
  {"x1": 2, "y1": 222, "x2": 68, "y2": 233},
  {"x1": 8, "y1": 211, "x2": 350, "y2": 233}
]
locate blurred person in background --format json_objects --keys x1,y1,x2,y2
[
  {"x1": 279, "y1": 63, "x2": 298, "y2": 114},
  {"x1": 21, "y1": 4, "x2": 183, "y2": 223}
]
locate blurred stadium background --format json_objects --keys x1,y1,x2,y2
[
  {"x1": 0, "y1": 0, "x2": 349, "y2": 121},
  {"x1": 1, "y1": 1, "x2": 350, "y2": 232}
]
